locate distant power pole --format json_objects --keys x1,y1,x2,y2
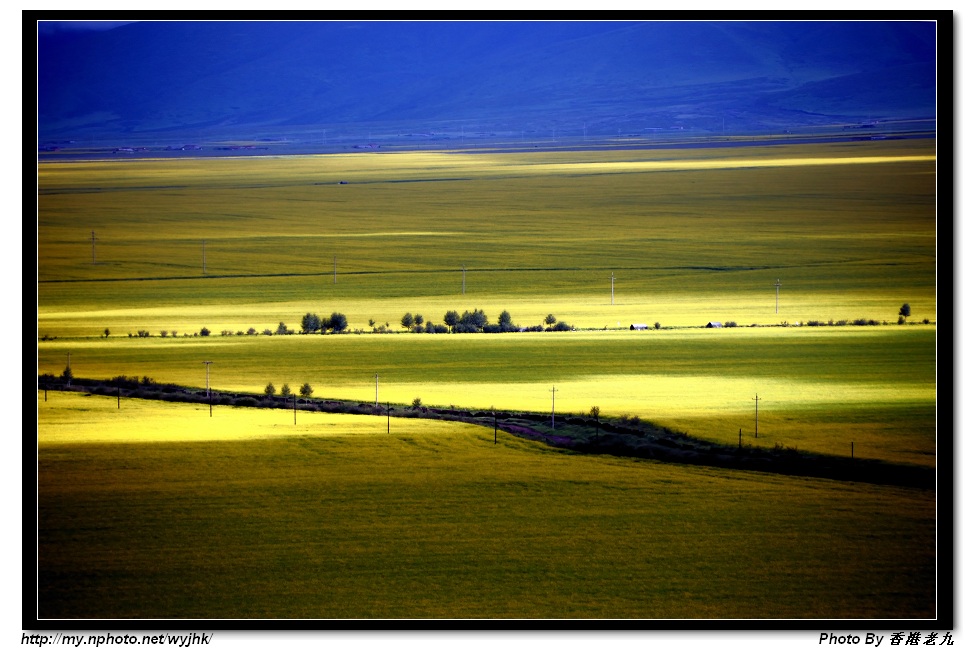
[
  {"x1": 375, "y1": 373, "x2": 379, "y2": 407},
  {"x1": 611, "y1": 272, "x2": 615, "y2": 305},
  {"x1": 202, "y1": 240, "x2": 207, "y2": 275},
  {"x1": 492, "y1": 405, "x2": 497, "y2": 445},
  {"x1": 462, "y1": 266, "x2": 466, "y2": 295},
  {"x1": 753, "y1": 393, "x2": 761, "y2": 438},
  {"x1": 774, "y1": 279, "x2": 781, "y2": 314},
  {"x1": 90, "y1": 231, "x2": 98, "y2": 264},
  {"x1": 203, "y1": 360, "x2": 214, "y2": 417},
  {"x1": 203, "y1": 361, "x2": 212, "y2": 400},
  {"x1": 333, "y1": 256, "x2": 337, "y2": 284},
  {"x1": 550, "y1": 386, "x2": 558, "y2": 430}
]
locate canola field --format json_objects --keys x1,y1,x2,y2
[
  {"x1": 37, "y1": 392, "x2": 936, "y2": 619},
  {"x1": 35, "y1": 139, "x2": 940, "y2": 619},
  {"x1": 37, "y1": 140, "x2": 938, "y2": 464}
]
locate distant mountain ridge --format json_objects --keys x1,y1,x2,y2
[{"x1": 36, "y1": 20, "x2": 938, "y2": 142}]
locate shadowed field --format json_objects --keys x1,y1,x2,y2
[{"x1": 37, "y1": 392, "x2": 935, "y2": 620}]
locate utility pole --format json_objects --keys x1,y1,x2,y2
[
  {"x1": 753, "y1": 393, "x2": 761, "y2": 438},
  {"x1": 387, "y1": 402, "x2": 391, "y2": 435},
  {"x1": 492, "y1": 405, "x2": 497, "y2": 445},
  {"x1": 333, "y1": 256, "x2": 337, "y2": 284},
  {"x1": 203, "y1": 361, "x2": 212, "y2": 399},
  {"x1": 375, "y1": 373, "x2": 379, "y2": 407},
  {"x1": 462, "y1": 266, "x2": 466, "y2": 295},
  {"x1": 611, "y1": 272, "x2": 615, "y2": 305},
  {"x1": 90, "y1": 231, "x2": 98, "y2": 264},
  {"x1": 293, "y1": 394, "x2": 297, "y2": 425},
  {"x1": 550, "y1": 386, "x2": 558, "y2": 430},
  {"x1": 774, "y1": 278, "x2": 781, "y2": 314},
  {"x1": 202, "y1": 240, "x2": 207, "y2": 275}
]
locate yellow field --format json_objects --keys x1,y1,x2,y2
[
  {"x1": 36, "y1": 141, "x2": 938, "y2": 463},
  {"x1": 36, "y1": 390, "x2": 465, "y2": 445},
  {"x1": 37, "y1": 392, "x2": 936, "y2": 619}
]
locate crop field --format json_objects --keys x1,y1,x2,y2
[
  {"x1": 37, "y1": 392, "x2": 935, "y2": 619},
  {"x1": 37, "y1": 327, "x2": 935, "y2": 466},
  {"x1": 35, "y1": 139, "x2": 940, "y2": 620}
]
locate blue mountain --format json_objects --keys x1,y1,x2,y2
[{"x1": 36, "y1": 20, "x2": 938, "y2": 142}]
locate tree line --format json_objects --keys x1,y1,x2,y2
[{"x1": 398, "y1": 309, "x2": 572, "y2": 334}]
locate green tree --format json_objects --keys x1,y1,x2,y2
[
  {"x1": 899, "y1": 303, "x2": 911, "y2": 319},
  {"x1": 60, "y1": 365, "x2": 73, "y2": 386},
  {"x1": 401, "y1": 313, "x2": 414, "y2": 330},
  {"x1": 444, "y1": 310, "x2": 459, "y2": 332},
  {"x1": 328, "y1": 312, "x2": 348, "y2": 333},
  {"x1": 103, "y1": 328, "x2": 110, "y2": 338},
  {"x1": 299, "y1": 383, "x2": 314, "y2": 398},
  {"x1": 414, "y1": 313, "x2": 424, "y2": 327},
  {"x1": 200, "y1": 327, "x2": 211, "y2": 336},
  {"x1": 544, "y1": 314, "x2": 557, "y2": 326},
  {"x1": 498, "y1": 310, "x2": 517, "y2": 332},
  {"x1": 301, "y1": 312, "x2": 321, "y2": 334},
  {"x1": 276, "y1": 321, "x2": 291, "y2": 335},
  {"x1": 281, "y1": 383, "x2": 292, "y2": 398},
  {"x1": 264, "y1": 382, "x2": 276, "y2": 397}
]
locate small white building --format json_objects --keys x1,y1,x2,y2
[
  {"x1": 705, "y1": 321, "x2": 723, "y2": 328},
  {"x1": 630, "y1": 323, "x2": 649, "y2": 330}
]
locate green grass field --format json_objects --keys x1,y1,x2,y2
[
  {"x1": 37, "y1": 326, "x2": 935, "y2": 467},
  {"x1": 35, "y1": 140, "x2": 939, "y2": 619},
  {"x1": 37, "y1": 392, "x2": 935, "y2": 619}
]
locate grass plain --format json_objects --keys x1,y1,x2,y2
[
  {"x1": 35, "y1": 139, "x2": 939, "y2": 619},
  {"x1": 37, "y1": 140, "x2": 937, "y2": 462},
  {"x1": 37, "y1": 392, "x2": 935, "y2": 619},
  {"x1": 37, "y1": 326, "x2": 935, "y2": 466}
]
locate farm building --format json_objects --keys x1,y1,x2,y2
[
  {"x1": 630, "y1": 323, "x2": 648, "y2": 330},
  {"x1": 705, "y1": 321, "x2": 723, "y2": 328}
]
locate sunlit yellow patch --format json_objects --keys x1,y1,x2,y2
[{"x1": 37, "y1": 391, "x2": 483, "y2": 445}]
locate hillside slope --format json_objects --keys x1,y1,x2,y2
[{"x1": 36, "y1": 20, "x2": 938, "y2": 141}]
